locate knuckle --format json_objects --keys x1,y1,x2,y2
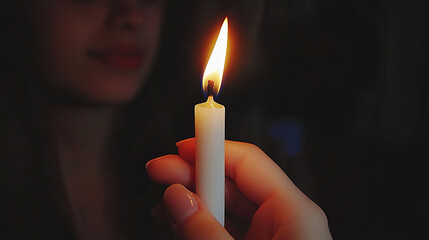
[
  {"x1": 307, "y1": 202, "x2": 329, "y2": 225},
  {"x1": 242, "y1": 142, "x2": 263, "y2": 154},
  {"x1": 204, "y1": 223, "x2": 225, "y2": 239},
  {"x1": 227, "y1": 140, "x2": 266, "y2": 156},
  {"x1": 184, "y1": 221, "x2": 225, "y2": 240}
]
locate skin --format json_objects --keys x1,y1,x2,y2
[
  {"x1": 31, "y1": 0, "x2": 164, "y2": 239},
  {"x1": 146, "y1": 139, "x2": 333, "y2": 240},
  {"x1": 33, "y1": 0, "x2": 163, "y2": 104},
  {"x1": 31, "y1": 0, "x2": 332, "y2": 239}
]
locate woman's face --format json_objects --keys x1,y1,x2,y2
[{"x1": 34, "y1": 0, "x2": 163, "y2": 105}]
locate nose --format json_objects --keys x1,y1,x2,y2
[{"x1": 107, "y1": 0, "x2": 145, "y2": 33}]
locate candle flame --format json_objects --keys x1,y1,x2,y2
[{"x1": 202, "y1": 17, "x2": 228, "y2": 98}]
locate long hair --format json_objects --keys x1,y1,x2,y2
[{"x1": 0, "y1": 0, "x2": 51, "y2": 237}]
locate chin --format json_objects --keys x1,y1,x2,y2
[
  {"x1": 81, "y1": 73, "x2": 146, "y2": 106},
  {"x1": 49, "y1": 81, "x2": 144, "y2": 108},
  {"x1": 86, "y1": 86, "x2": 142, "y2": 106},
  {"x1": 46, "y1": 66, "x2": 149, "y2": 107}
]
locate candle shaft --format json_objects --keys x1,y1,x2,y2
[{"x1": 195, "y1": 96, "x2": 225, "y2": 226}]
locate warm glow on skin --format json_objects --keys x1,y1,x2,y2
[{"x1": 202, "y1": 17, "x2": 228, "y2": 97}]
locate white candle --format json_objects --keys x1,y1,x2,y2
[
  {"x1": 194, "y1": 17, "x2": 228, "y2": 226},
  {"x1": 195, "y1": 95, "x2": 225, "y2": 225}
]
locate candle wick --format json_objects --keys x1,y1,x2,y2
[{"x1": 207, "y1": 80, "x2": 215, "y2": 97}]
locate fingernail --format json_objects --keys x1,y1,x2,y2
[
  {"x1": 145, "y1": 159, "x2": 154, "y2": 169},
  {"x1": 175, "y1": 138, "x2": 192, "y2": 148},
  {"x1": 145, "y1": 156, "x2": 163, "y2": 169},
  {"x1": 164, "y1": 184, "x2": 198, "y2": 225}
]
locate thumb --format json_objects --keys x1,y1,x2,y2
[{"x1": 163, "y1": 184, "x2": 233, "y2": 240}]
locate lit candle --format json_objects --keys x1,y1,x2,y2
[{"x1": 195, "y1": 17, "x2": 228, "y2": 226}]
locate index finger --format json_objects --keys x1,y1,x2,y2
[{"x1": 176, "y1": 138, "x2": 305, "y2": 206}]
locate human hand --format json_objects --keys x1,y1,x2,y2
[{"x1": 146, "y1": 138, "x2": 332, "y2": 240}]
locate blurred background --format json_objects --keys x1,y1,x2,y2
[{"x1": 156, "y1": 0, "x2": 429, "y2": 239}]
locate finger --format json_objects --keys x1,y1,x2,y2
[
  {"x1": 150, "y1": 202, "x2": 178, "y2": 239},
  {"x1": 163, "y1": 184, "x2": 233, "y2": 240},
  {"x1": 177, "y1": 139, "x2": 306, "y2": 206},
  {"x1": 225, "y1": 177, "x2": 257, "y2": 222},
  {"x1": 150, "y1": 202, "x2": 166, "y2": 220},
  {"x1": 146, "y1": 154, "x2": 257, "y2": 219},
  {"x1": 146, "y1": 154, "x2": 194, "y2": 187},
  {"x1": 176, "y1": 138, "x2": 195, "y2": 163},
  {"x1": 225, "y1": 140, "x2": 303, "y2": 205}
]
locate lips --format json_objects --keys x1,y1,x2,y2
[{"x1": 88, "y1": 45, "x2": 144, "y2": 70}]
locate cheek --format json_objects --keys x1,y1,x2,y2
[
  {"x1": 139, "y1": 6, "x2": 163, "y2": 73},
  {"x1": 139, "y1": 7, "x2": 162, "y2": 71},
  {"x1": 146, "y1": 8, "x2": 163, "y2": 45},
  {"x1": 37, "y1": 3, "x2": 135, "y2": 103},
  {"x1": 35, "y1": 2, "x2": 163, "y2": 104},
  {"x1": 40, "y1": 4, "x2": 105, "y2": 79}
]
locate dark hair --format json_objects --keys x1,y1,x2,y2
[{"x1": 0, "y1": 0, "x2": 49, "y2": 237}]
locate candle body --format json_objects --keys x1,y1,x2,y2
[{"x1": 194, "y1": 96, "x2": 225, "y2": 226}]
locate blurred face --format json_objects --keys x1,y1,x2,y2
[{"x1": 33, "y1": 0, "x2": 163, "y2": 105}]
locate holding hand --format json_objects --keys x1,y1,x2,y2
[{"x1": 146, "y1": 139, "x2": 332, "y2": 240}]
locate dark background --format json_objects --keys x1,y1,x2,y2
[{"x1": 157, "y1": 0, "x2": 429, "y2": 239}]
